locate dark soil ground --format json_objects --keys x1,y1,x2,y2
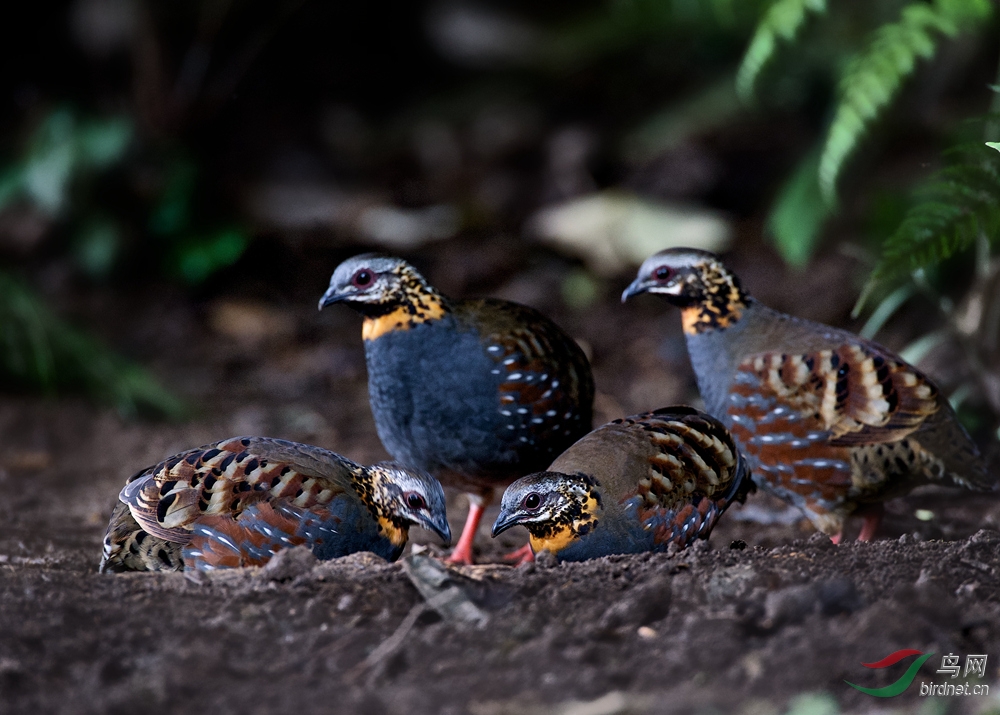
[{"x1": 2, "y1": 244, "x2": 1000, "y2": 715}]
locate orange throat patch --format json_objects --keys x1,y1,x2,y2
[
  {"x1": 378, "y1": 514, "x2": 409, "y2": 548},
  {"x1": 528, "y1": 525, "x2": 578, "y2": 556},
  {"x1": 680, "y1": 302, "x2": 744, "y2": 335},
  {"x1": 362, "y1": 299, "x2": 448, "y2": 341},
  {"x1": 527, "y1": 492, "x2": 600, "y2": 556}
]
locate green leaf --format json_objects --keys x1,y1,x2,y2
[
  {"x1": 986, "y1": 141, "x2": 1000, "y2": 152},
  {"x1": 0, "y1": 110, "x2": 133, "y2": 217},
  {"x1": 0, "y1": 164, "x2": 24, "y2": 213},
  {"x1": 767, "y1": 147, "x2": 830, "y2": 266},
  {"x1": 862, "y1": 141, "x2": 1000, "y2": 302},
  {"x1": 172, "y1": 227, "x2": 249, "y2": 284},
  {"x1": 75, "y1": 219, "x2": 121, "y2": 278},
  {"x1": 150, "y1": 160, "x2": 198, "y2": 236},
  {"x1": 858, "y1": 284, "x2": 914, "y2": 337},
  {"x1": 23, "y1": 110, "x2": 77, "y2": 215},
  {"x1": 819, "y1": 0, "x2": 994, "y2": 204},
  {"x1": 736, "y1": 0, "x2": 827, "y2": 103},
  {"x1": 76, "y1": 116, "x2": 133, "y2": 169}
]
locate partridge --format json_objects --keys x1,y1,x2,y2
[
  {"x1": 319, "y1": 254, "x2": 594, "y2": 564},
  {"x1": 99, "y1": 436, "x2": 450, "y2": 572},
  {"x1": 623, "y1": 248, "x2": 996, "y2": 541},
  {"x1": 491, "y1": 406, "x2": 753, "y2": 561}
]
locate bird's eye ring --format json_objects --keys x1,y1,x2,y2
[
  {"x1": 523, "y1": 493, "x2": 541, "y2": 510},
  {"x1": 405, "y1": 492, "x2": 427, "y2": 510},
  {"x1": 654, "y1": 266, "x2": 674, "y2": 282},
  {"x1": 352, "y1": 269, "x2": 374, "y2": 288}
]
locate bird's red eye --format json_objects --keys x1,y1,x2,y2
[
  {"x1": 405, "y1": 492, "x2": 426, "y2": 510},
  {"x1": 523, "y1": 493, "x2": 541, "y2": 510},
  {"x1": 352, "y1": 269, "x2": 374, "y2": 288},
  {"x1": 654, "y1": 266, "x2": 674, "y2": 282}
]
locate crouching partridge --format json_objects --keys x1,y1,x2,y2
[
  {"x1": 99, "y1": 436, "x2": 449, "y2": 572},
  {"x1": 623, "y1": 248, "x2": 996, "y2": 542},
  {"x1": 491, "y1": 406, "x2": 753, "y2": 561},
  {"x1": 320, "y1": 255, "x2": 594, "y2": 564}
]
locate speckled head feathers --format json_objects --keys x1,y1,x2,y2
[
  {"x1": 319, "y1": 254, "x2": 445, "y2": 316},
  {"x1": 365, "y1": 462, "x2": 451, "y2": 545},
  {"x1": 491, "y1": 470, "x2": 600, "y2": 544},
  {"x1": 622, "y1": 248, "x2": 749, "y2": 334},
  {"x1": 319, "y1": 254, "x2": 451, "y2": 340}
]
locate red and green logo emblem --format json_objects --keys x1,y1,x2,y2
[{"x1": 845, "y1": 649, "x2": 936, "y2": 697}]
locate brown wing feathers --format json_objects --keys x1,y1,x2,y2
[
  {"x1": 183, "y1": 501, "x2": 336, "y2": 570},
  {"x1": 734, "y1": 344, "x2": 939, "y2": 447},
  {"x1": 624, "y1": 408, "x2": 752, "y2": 548},
  {"x1": 121, "y1": 437, "x2": 351, "y2": 545},
  {"x1": 472, "y1": 299, "x2": 594, "y2": 446},
  {"x1": 629, "y1": 408, "x2": 744, "y2": 511}
]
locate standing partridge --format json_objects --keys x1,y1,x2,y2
[
  {"x1": 99, "y1": 436, "x2": 450, "y2": 572},
  {"x1": 319, "y1": 254, "x2": 594, "y2": 564},
  {"x1": 623, "y1": 248, "x2": 997, "y2": 541},
  {"x1": 491, "y1": 406, "x2": 753, "y2": 561}
]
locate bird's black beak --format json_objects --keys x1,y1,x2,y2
[
  {"x1": 318, "y1": 286, "x2": 353, "y2": 310},
  {"x1": 621, "y1": 276, "x2": 652, "y2": 303},
  {"x1": 491, "y1": 508, "x2": 520, "y2": 538},
  {"x1": 421, "y1": 514, "x2": 452, "y2": 547}
]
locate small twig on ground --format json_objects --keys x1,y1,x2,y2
[{"x1": 345, "y1": 601, "x2": 428, "y2": 683}]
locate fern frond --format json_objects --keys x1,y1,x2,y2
[
  {"x1": 864, "y1": 143, "x2": 1000, "y2": 295},
  {"x1": 736, "y1": 0, "x2": 827, "y2": 103},
  {"x1": 766, "y1": 146, "x2": 831, "y2": 266},
  {"x1": 819, "y1": 0, "x2": 993, "y2": 204},
  {"x1": 0, "y1": 273, "x2": 186, "y2": 419}
]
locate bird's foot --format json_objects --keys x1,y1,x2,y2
[
  {"x1": 445, "y1": 542, "x2": 476, "y2": 565},
  {"x1": 830, "y1": 531, "x2": 842, "y2": 545},
  {"x1": 856, "y1": 504, "x2": 884, "y2": 542},
  {"x1": 501, "y1": 543, "x2": 534, "y2": 565},
  {"x1": 445, "y1": 499, "x2": 486, "y2": 565}
]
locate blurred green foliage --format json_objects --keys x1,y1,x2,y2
[
  {"x1": 766, "y1": 147, "x2": 828, "y2": 267},
  {"x1": 0, "y1": 106, "x2": 249, "y2": 414},
  {"x1": 170, "y1": 228, "x2": 249, "y2": 284},
  {"x1": 863, "y1": 139, "x2": 1000, "y2": 300},
  {"x1": 148, "y1": 158, "x2": 248, "y2": 284},
  {"x1": 782, "y1": 692, "x2": 839, "y2": 715},
  {"x1": 741, "y1": 0, "x2": 995, "y2": 267},
  {"x1": 736, "y1": 0, "x2": 827, "y2": 103},
  {"x1": 819, "y1": 0, "x2": 993, "y2": 203},
  {"x1": 0, "y1": 272, "x2": 184, "y2": 418},
  {"x1": 1, "y1": 107, "x2": 249, "y2": 283},
  {"x1": 0, "y1": 109, "x2": 132, "y2": 217}
]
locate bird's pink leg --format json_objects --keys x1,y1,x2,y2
[
  {"x1": 856, "y1": 503, "x2": 884, "y2": 542},
  {"x1": 830, "y1": 532, "x2": 842, "y2": 545},
  {"x1": 502, "y1": 543, "x2": 534, "y2": 565},
  {"x1": 447, "y1": 495, "x2": 487, "y2": 565}
]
